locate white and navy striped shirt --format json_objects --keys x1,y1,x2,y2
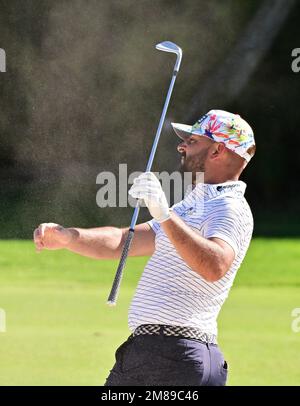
[{"x1": 128, "y1": 181, "x2": 253, "y2": 342}]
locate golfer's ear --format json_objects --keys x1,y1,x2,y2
[{"x1": 211, "y1": 143, "x2": 226, "y2": 159}]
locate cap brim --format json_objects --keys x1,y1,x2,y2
[{"x1": 171, "y1": 123, "x2": 194, "y2": 140}]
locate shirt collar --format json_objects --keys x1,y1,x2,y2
[{"x1": 184, "y1": 180, "x2": 247, "y2": 201}]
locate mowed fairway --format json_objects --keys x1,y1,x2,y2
[{"x1": 0, "y1": 239, "x2": 299, "y2": 386}]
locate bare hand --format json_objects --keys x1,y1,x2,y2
[{"x1": 33, "y1": 223, "x2": 75, "y2": 252}]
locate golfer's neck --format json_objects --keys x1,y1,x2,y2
[{"x1": 192, "y1": 172, "x2": 240, "y2": 185}]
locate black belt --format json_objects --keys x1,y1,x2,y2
[{"x1": 132, "y1": 324, "x2": 218, "y2": 345}]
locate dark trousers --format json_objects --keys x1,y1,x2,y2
[{"x1": 104, "y1": 334, "x2": 228, "y2": 386}]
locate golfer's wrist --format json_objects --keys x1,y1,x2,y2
[
  {"x1": 65, "y1": 228, "x2": 80, "y2": 248},
  {"x1": 157, "y1": 208, "x2": 171, "y2": 223}
]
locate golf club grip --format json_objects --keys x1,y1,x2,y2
[{"x1": 107, "y1": 228, "x2": 135, "y2": 305}]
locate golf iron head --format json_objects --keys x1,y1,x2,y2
[{"x1": 156, "y1": 41, "x2": 182, "y2": 71}]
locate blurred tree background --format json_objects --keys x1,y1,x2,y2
[{"x1": 0, "y1": 0, "x2": 299, "y2": 238}]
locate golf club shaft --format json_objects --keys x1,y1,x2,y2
[{"x1": 107, "y1": 56, "x2": 181, "y2": 306}]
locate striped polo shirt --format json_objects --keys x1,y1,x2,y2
[{"x1": 128, "y1": 181, "x2": 253, "y2": 343}]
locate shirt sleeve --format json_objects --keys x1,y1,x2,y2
[
  {"x1": 147, "y1": 218, "x2": 160, "y2": 234},
  {"x1": 202, "y1": 199, "x2": 247, "y2": 257}
]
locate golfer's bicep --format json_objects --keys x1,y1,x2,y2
[{"x1": 126, "y1": 223, "x2": 155, "y2": 257}]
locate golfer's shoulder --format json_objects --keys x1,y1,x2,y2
[
  {"x1": 209, "y1": 194, "x2": 253, "y2": 223},
  {"x1": 226, "y1": 195, "x2": 253, "y2": 229}
]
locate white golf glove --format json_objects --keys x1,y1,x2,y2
[{"x1": 128, "y1": 172, "x2": 170, "y2": 223}]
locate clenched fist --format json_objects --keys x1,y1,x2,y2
[{"x1": 33, "y1": 223, "x2": 75, "y2": 252}]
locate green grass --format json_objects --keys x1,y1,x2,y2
[{"x1": 0, "y1": 239, "x2": 300, "y2": 385}]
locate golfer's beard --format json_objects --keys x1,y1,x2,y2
[{"x1": 179, "y1": 153, "x2": 207, "y2": 181}]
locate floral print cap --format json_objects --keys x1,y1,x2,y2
[{"x1": 171, "y1": 110, "x2": 255, "y2": 162}]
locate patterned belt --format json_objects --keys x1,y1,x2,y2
[{"x1": 132, "y1": 324, "x2": 218, "y2": 345}]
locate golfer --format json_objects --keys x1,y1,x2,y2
[{"x1": 33, "y1": 109, "x2": 256, "y2": 386}]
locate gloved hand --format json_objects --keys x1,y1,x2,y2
[{"x1": 128, "y1": 172, "x2": 170, "y2": 223}]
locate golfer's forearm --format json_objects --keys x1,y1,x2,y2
[
  {"x1": 65, "y1": 227, "x2": 125, "y2": 259},
  {"x1": 161, "y1": 211, "x2": 225, "y2": 282}
]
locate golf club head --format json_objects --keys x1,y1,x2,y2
[
  {"x1": 155, "y1": 41, "x2": 182, "y2": 71},
  {"x1": 156, "y1": 41, "x2": 181, "y2": 55}
]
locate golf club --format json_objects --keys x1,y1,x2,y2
[{"x1": 107, "y1": 41, "x2": 182, "y2": 306}]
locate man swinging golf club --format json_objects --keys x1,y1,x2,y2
[{"x1": 34, "y1": 109, "x2": 255, "y2": 386}]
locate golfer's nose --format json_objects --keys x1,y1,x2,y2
[{"x1": 177, "y1": 141, "x2": 187, "y2": 153}]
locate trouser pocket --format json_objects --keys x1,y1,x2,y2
[{"x1": 208, "y1": 345, "x2": 228, "y2": 386}]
